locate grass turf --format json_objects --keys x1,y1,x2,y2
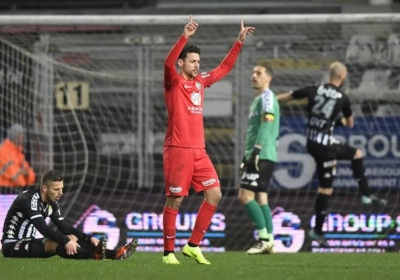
[{"x1": 0, "y1": 252, "x2": 399, "y2": 280}]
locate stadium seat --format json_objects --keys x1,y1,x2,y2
[
  {"x1": 345, "y1": 35, "x2": 376, "y2": 64},
  {"x1": 351, "y1": 104, "x2": 364, "y2": 117},
  {"x1": 375, "y1": 105, "x2": 398, "y2": 117},
  {"x1": 387, "y1": 33, "x2": 400, "y2": 66},
  {"x1": 356, "y1": 69, "x2": 391, "y2": 91}
]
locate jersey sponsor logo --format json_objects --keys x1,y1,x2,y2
[
  {"x1": 202, "y1": 178, "x2": 217, "y2": 187},
  {"x1": 317, "y1": 85, "x2": 343, "y2": 99},
  {"x1": 191, "y1": 91, "x2": 201, "y2": 106},
  {"x1": 201, "y1": 71, "x2": 210, "y2": 78},
  {"x1": 169, "y1": 186, "x2": 182, "y2": 193},
  {"x1": 241, "y1": 172, "x2": 259, "y2": 181},
  {"x1": 263, "y1": 113, "x2": 275, "y2": 122},
  {"x1": 31, "y1": 193, "x2": 39, "y2": 211},
  {"x1": 187, "y1": 106, "x2": 203, "y2": 114},
  {"x1": 195, "y1": 81, "x2": 202, "y2": 90},
  {"x1": 48, "y1": 205, "x2": 53, "y2": 216}
]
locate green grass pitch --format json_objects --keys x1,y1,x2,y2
[{"x1": 1, "y1": 252, "x2": 399, "y2": 280}]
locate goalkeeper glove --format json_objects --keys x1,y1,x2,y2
[{"x1": 246, "y1": 145, "x2": 261, "y2": 172}]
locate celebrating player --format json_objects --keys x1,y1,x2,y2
[
  {"x1": 277, "y1": 61, "x2": 386, "y2": 246},
  {"x1": 238, "y1": 61, "x2": 278, "y2": 255},
  {"x1": 162, "y1": 16, "x2": 254, "y2": 265},
  {"x1": 1, "y1": 170, "x2": 137, "y2": 259}
]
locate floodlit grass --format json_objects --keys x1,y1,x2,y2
[{"x1": 1, "y1": 252, "x2": 398, "y2": 280}]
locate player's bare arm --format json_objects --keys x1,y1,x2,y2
[
  {"x1": 338, "y1": 116, "x2": 354, "y2": 128},
  {"x1": 276, "y1": 92, "x2": 294, "y2": 103},
  {"x1": 202, "y1": 19, "x2": 255, "y2": 87},
  {"x1": 237, "y1": 19, "x2": 255, "y2": 43},
  {"x1": 164, "y1": 15, "x2": 198, "y2": 84},
  {"x1": 344, "y1": 116, "x2": 354, "y2": 127}
]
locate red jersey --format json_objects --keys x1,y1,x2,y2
[{"x1": 163, "y1": 35, "x2": 243, "y2": 148}]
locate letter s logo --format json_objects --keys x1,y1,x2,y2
[
  {"x1": 83, "y1": 209, "x2": 120, "y2": 250},
  {"x1": 275, "y1": 133, "x2": 316, "y2": 189}
]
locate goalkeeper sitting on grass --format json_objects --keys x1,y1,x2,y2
[{"x1": 238, "y1": 61, "x2": 279, "y2": 255}]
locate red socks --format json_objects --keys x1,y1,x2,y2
[
  {"x1": 188, "y1": 201, "x2": 217, "y2": 246},
  {"x1": 163, "y1": 201, "x2": 217, "y2": 251},
  {"x1": 163, "y1": 206, "x2": 178, "y2": 251}
]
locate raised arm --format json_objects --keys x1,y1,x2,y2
[
  {"x1": 164, "y1": 15, "x2": 198, "y2": 85},
  {"x1": 201, "y1": 19, "x2": 255, "y2": 87},
  {"x1": 277, "y1": 85, "x2": 316, "y2": 103}
]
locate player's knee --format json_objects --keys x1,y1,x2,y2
[
  {"x1": 237, "y1": 188, "x2": 255, "y2": 204},
  {"x1": 67, "y1": 235, "x2": 78, "y2": 242},
  {"x1": 353, "y1": 149, "x2": 363, "y2": 159},
  {"x1": 204, "y1": 187, "x2": 222, "y2": 206},
  {"x1": 44, "y1": 239, "x2": 59, "y2": 253},
  {"x1": 318, "y1": 187, "x2": 333, "y2": 195},
  {"x1": 166, "y1": 196, "x2": 184, "y2": 210},
  {"x1": 256, "y1": 192, "x2": 268, "y2": 205}
]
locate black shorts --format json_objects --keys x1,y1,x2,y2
[
  {"x1": 307, "y1": 140, "x2": 357, "y2": 188},
  {"x1": 2, "y1": 238, "x2": 54, "y2": 258},
  {"x1": 240, "y1": 159, "x2": 275, "y2": 192}
]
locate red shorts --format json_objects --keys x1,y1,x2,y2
[{"x1": 163, "y1": 146, "x2": 220, "y2": 196}]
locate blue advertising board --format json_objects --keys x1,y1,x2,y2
[{"x1": 273, "y1": 116, "x2": 400, "y2": 190}]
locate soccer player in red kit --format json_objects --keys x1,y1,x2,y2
[{"x1": 162, "y1": 16, "x2": 255, "y2": 265}]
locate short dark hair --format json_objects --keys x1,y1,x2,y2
[
  {"x1": 41, "y1": 170, "x2": 63, "y2": 186},
  {"x1": 178, "y1": 44, "x2": 200, "y2": 60},
  {"x1": 256, "y1": 60, "x2": 273, "y2": 77}
]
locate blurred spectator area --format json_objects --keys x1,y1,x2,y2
[
  {"x1": 0, "y1": 0, "x2": 392, "y2": 14},
  {"x1": 0, "y1": 0, "x2": 398, "y2": 14},
  {"x1": 345, "y1": 33, "x2": 400, "y2": 91},
  {"x1": 0, "y1": 1, "x2": 156, "y2": 11}
]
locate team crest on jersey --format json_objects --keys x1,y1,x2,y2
[
  {"x1": 195, "y1": 81, "x2": 202, "y2": 90},
  {"x1": 48, "y1": 205, "x2": 53, "y2": 216},
  {"x1": 191, "y1": 91, "x2": 201, "y2": 106}
]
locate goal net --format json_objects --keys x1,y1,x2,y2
[{"x1": 0, "y1": 14, "x2": 400, "y2": 253}]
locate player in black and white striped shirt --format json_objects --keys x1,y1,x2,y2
[
  {"x1": 1, "y1": 170, "x2": 137, "y2": 259},
  {"x1": 278, "y1": 61, "x2": 386, "y2": 246}
]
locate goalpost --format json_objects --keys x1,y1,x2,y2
[{"x1": 0, "y1": 14, "x2": 399, "y2": 253}]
